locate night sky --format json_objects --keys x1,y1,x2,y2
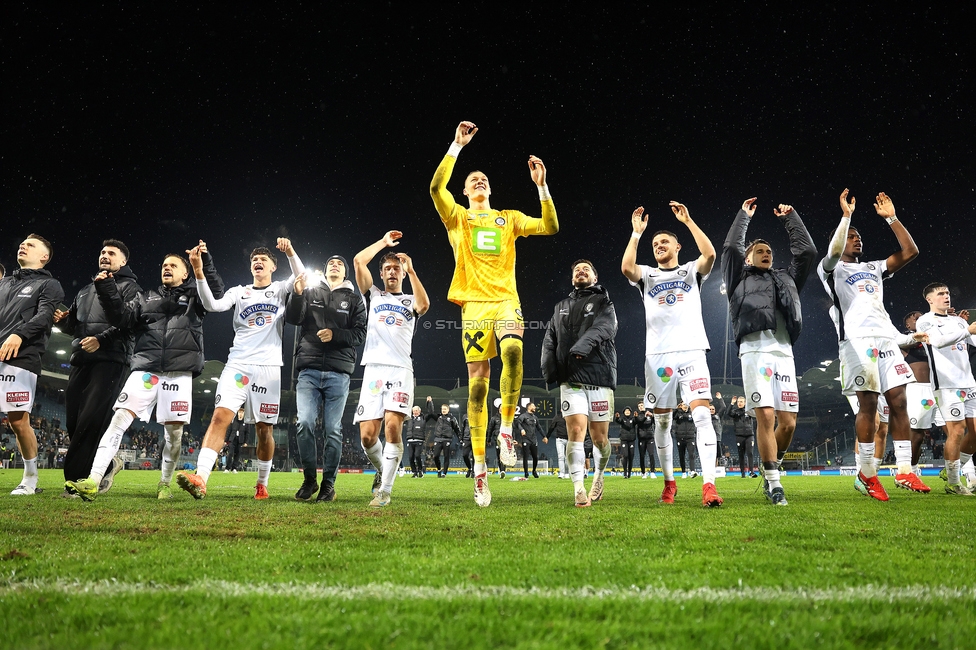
[{"x1": 4, "y1": 4, "x2": 973, "y2": 387}]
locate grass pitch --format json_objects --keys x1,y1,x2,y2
[{"x1": 1, "y1": 469, "x2": 975, "y2": 649}]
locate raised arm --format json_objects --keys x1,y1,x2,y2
[
  {"x1": 189, "y1": 244, "x2": 235, "y2": 312},
  {"x1": 523, "y1": 155, "x2": 558, "y2": 236},
  {"x1": 822, "y1": 189, "x2": 854, "y2": 273},
  {"x1": 353, "y1": 230, "x2": 401, "y2": 294},
  {"x1": 284, "y1": 274, "x2": 307, "y2": 326},
  {"x1": 874, "y1": 193, "x2": 918, "y2": 275},
  {"x1": 276, "y1": 237, "x2": 306, "y2": 279},
  {"x1": 722, "y1": 198, "x2": 755, "y2": 298},
  {"x1": 429, "y1": 121, "x2": 476, "y2": 224},
  {"x1": 621, "y1": 207, "x2": 647, "y2": 283},
  {"x1": 399, "y1": 253, "x2": 429, "y2": 316},
  {"x1": 775, "y1": 204, "x2": 818, "y2": 291},
  {"x1": 671, "y1": 201, "x2": 716, "y2": 276}
]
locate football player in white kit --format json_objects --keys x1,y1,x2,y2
[
  {"x1": 177, "y1": 238, "x2": 304, "y2": 500},
  {"x1": 621, "y1": 202, "x2": 723, "y2": 507},
  {"x1": 916, "y1": 283, "x2": 976, "y2": 495},
  {"x1": 352, "y1": 231, "x2": 429, "y2": 507},
  {"x1": 818, "y1": 189, "x2": 925, "y2": 501}
]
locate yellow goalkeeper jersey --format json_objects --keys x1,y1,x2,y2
[{"x1": 430, "y1": 154, "x2": 557, "y2": 305}]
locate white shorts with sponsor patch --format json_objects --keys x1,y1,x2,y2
[
  {"x1": 839, "y1": 337, "x2": 914, "y2": 396},
  {"x1": 847, "y1": 393, "x2": 890, "y2": 424},
  {"x1": 214, "y1": 363, "x2": 281, "y2": 425},
  {"x1": 560, "y1": 383, "x2": 613, "y2": 421},
  {"x1": 115, "y1": 371, "x2": 193, "y2": 423},
  {"x1": 0, "y1": 363, "x2": 37, "y2": 414},
  {"x1": 354, "y1": 364, "x2": 414, "y2": 423},
  {"x1": 934, "y1": 387, "x2": 976, "y2": 423},
  {"x1": 741, "y1": 352, "x2": 799, "y2": 414},
  {"x1": 643, "y1": 350, "x2": 711, "y2": 410},
  {"x1": 907, "y1": 382, "x2": 943, "y2": 429}
]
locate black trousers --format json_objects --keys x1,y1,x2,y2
[
  {"x1": 737, "y1": 435, "x2": 755, "y2": 476},
  {"x1": 431, "y1": 440, "x2": 452, "y2": 472},
  {"x1": 63, "y1": 362, "x2": 128, "y2": 481},
  {"x1": 231, "y1": 442, "x2": 241, "y2": 471},
  {"x1": 638, "y1": 438, "x2": 654, "y2": 473},
  {"x1": 462, "y1": 442, "x2": 473, "y2": 470},
  {"x1": 407, "y1": 439, "x2": 425, "y2": 474},
  {"x1": 619, "y1": 441, "x2": 635, "y2": 476},
  {"x1": 677, "y1": 438, "x2": 697, "y2": 473},
  {"x1": 521, "y1": 441, "x2": 538, "y2": 475}
]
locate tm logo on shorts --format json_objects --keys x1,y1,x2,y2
[
  {"x1": 471, "y1": 227, "x2": 501, "y2": 255},
  {"x1": 142, "y1": 373, "x2": 159, "y2": 389},
  {"x1": 235, "y1": 374, "x2": 250, "y2": 389},
  {"x1": 656, "y1": 367, "x2": 673, "y2": 383}
]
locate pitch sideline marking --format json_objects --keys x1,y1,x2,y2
[{"x1": 2, "y1": 580, "x2": 975, "y2": 603}]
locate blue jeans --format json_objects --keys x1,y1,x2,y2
[{"x1": 295, "y1": 369, "x2": 350, "y2": 483}]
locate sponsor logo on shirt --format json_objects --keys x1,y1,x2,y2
[
  {"x1": 471, "y1": 227, "x2": 502, "y2": 255},
  {"x1": 647, "y1": 281, "x2": 691, "y2": 299},
  {"x1": 374, "y1": 302, "x2": 414, "y2": 322},
  {"x1": 241, "y1": 303, "x2": 279, "y2": 328}
]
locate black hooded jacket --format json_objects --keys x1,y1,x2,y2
[
  {"x1": 286, "y1": 279, "x2": 367, "y2": 376},
  {"x1": 722, "y1": 209, "x2": 817, "y2": 346},
  {"x1": 541, "y1": 283, "x2": 617, "y2": 389},
  {"x1": 0, "y1": 267, "x2": 64, "y2": 375},
  {"x1": 61, "y1": 265, "x2": 142, "y2": 366}
]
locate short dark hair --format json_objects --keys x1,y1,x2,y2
[
  {"x1": 379, "y1": 252, "x2": 402, "y2": 269},
  {"x1": 571, "y1": 259, "x2": 597, "y2": 279},
  {"x1": 650, "y1": 230, "x2": 678, "y2": 242},
  {"x1": 922, "y1": 282, "x2": 948, "y2": 299},
  {"x1": 826, "y1": 225, "x2": 859, "y2": 243},
  {"x1": 163, "y1": 253, "x2": 190, "y2": 271},
  {"x1": 27, "y1": 233, "x2": 53, "y2": 264},
  {"x1": 250, "y1": 247, "x2": 277, "y2": 267},
  {"x1": 744, "y1": 239, "x2": 772, "y2": 259},
  {"x1": 102, "y1": 239, "x2": 130, "y2": 263},
  {"x1": 903, "y1": 310, "x2": 923, "y2": 327}
]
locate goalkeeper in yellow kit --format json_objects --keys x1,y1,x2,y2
[{"x1": 430, "y1": 120, "x2": 558, "y2": 507}]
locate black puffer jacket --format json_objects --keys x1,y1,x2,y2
[
  {"x1": 672, "y1": 407, "x2": 696, "y2": 441},
  {"x1": 405, "y1": 412, "x2": 434, "y2": 442},
  {"x1": 95, "y1": 254, "x2": 223, "y2": 377},
  {"x1": 0, "y1": 267, "x2": 64, "y2": 375},
  {"x1": 728, "y1": 403, "x2": 756, "y2": 437},
  {"x1": 517, "y1": 411, "x2": 544, "y2": 445},
  {"x1": 428, "y1": 401, "x2": 460, "y2": 443},
  {"x1": 722, "y1": 208, "x2": 817, "y2": 346},
  {"x1": 287, "y1": 280, "x2": 367, "y2": 375},
  {"x1": 541, "y1": 283, "x2": 617, "y2": 389},
  {"x1": 615, "y1": 410, "x2": 637, "y2": 442},
  {"x1": 61, "y1": 266, "x2": 142, "y2": 366},
  {"x1": 635, "y1": 409, "x2": 655, "y2": 440},
  {"x1": 547, "y1": 414, "x2": 567, "y2": 441}
]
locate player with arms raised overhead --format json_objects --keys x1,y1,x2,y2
[
  {"x1": 818, "y1": 190, "x2": 924, "y2": 501},
  {"x1": 176, "y1": 238, "x2": 304, "y2": 501},
  {"x1": 429, "y1": 120, "x2": 558, "y2": 506},
  {"x1": 621, "y1": 202, "x2": 723, "y2": 507},
  {"x1": 351, "y1": 231, "x2": 429, "y2": 506}
]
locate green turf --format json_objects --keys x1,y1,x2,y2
[{"x1": 1, "y1": 469, "x2": 974, "y2": 649}]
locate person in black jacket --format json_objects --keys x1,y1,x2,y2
[
  {"x1": 728, "y1": 396, "x2": 757, "y2": 478},
  {"x1": 722, "y1": 198, "x2": 816, "y2": 504},
  {"x1": 547, "y1": 411, "x2": 569, "y2": 478},
  {"x1": 0, "y1": 234, "x2": 64, "y2": 495},
  {"x1": 54, "y1": 240, "x2": 141, "y2": 494},
  {"x1": 672, "y1": 402, "x2": 697, "y2": 478},
  {"x1": 460, "y1": 415, "x2": 475, "y2": 478},
  {"x1": 614, "y1": 408, "x2": 638, "y2": 479},
  {"x1": 428, "y1": 396, "x2": 460, "y2": 477},
  {"x1": 487, "y1": 406, "x2": 505, "y2": 477},
  {"x1": 405, "y1": 404, "x2": 435, "y2": 477},
  {"x1": 225, "y1": 408, "x2": 247, "y2": 472},
  {"x1": 286, "y1": 254, "x2": 367, "y2": 502},
  {"x1": 635, "y1": 403, "x2": 657, "y2": 479},
  {"x1": 65, "y1": 243, "x2": 224, "y2": 501},
  {"x1": 516, "y1": 402, "x2": 546, "y2": 478},
  {"x1": 541, "y1": 259, "x2": 617, "y2": 506}
]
